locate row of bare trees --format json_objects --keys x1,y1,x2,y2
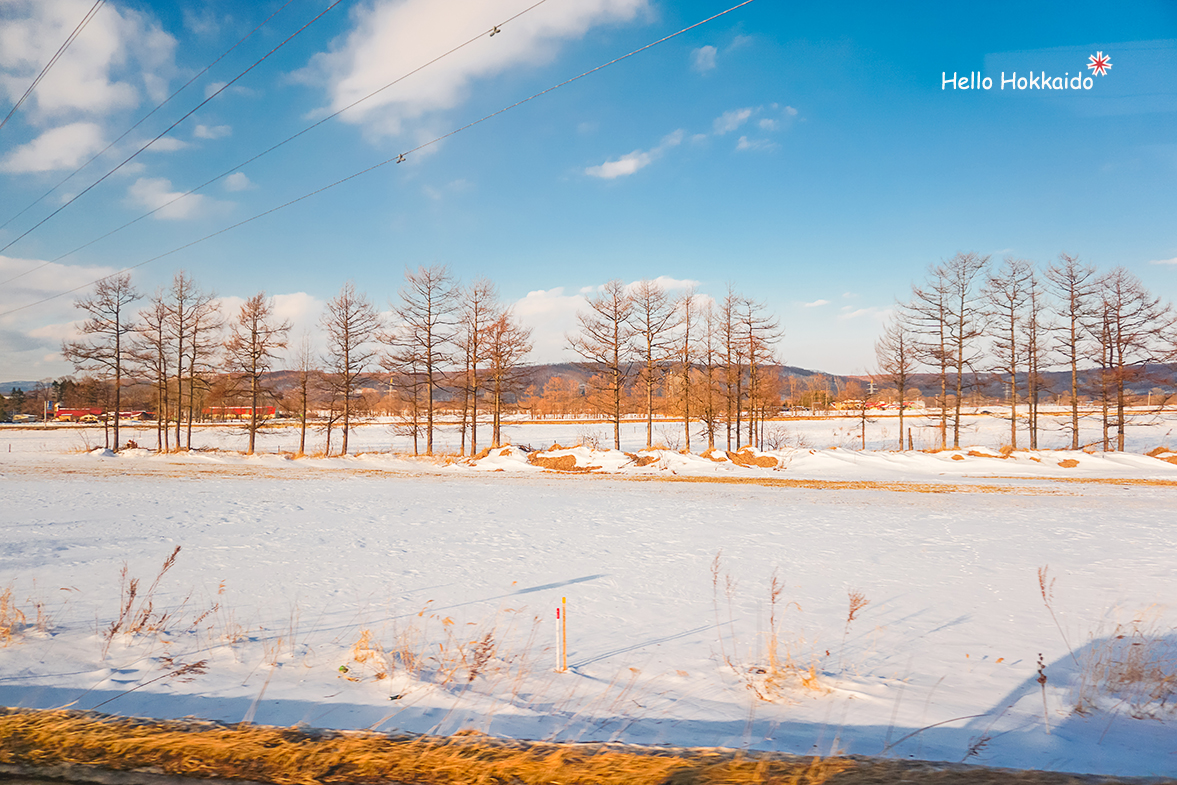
[
  {"x1": 60, "y1": 265, "x2": 534, "y2": 456},
  {"x1": 569, "y1": 280, "x2": 782, "y2": 452},
  {"x1": 875, "y1": 252, "x2": 1177, "y2": 451}
]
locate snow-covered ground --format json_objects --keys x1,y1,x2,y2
[{"x1": 1, "y1": 418, "x2": 1176, "y2": 778}]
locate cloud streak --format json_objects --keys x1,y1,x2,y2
[{"x1": 585, "y1": 129, "x2": 683, "y2": 179}]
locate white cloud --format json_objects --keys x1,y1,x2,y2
[
  {"x1": 511, "y1": 286, "x2": 587, "y2": 363},
  {"x1": 0, "y1": 0, "x2": 176, "y2": 121},
  {"x1": 713, "y1": 108, "x2": 753, "y2": 135},
  {"x1": 803, "y1": 299, "x2": 830, "y2": 308},
  {"x1": 194, "y1": 124, "x2": 232, "y2": 139},
  {"x1": 0, "y1": 253, "x2": 118, "y2": 379},
  {"x1": 758, "y1": 118, "x2": 779, "y2": 131},
  {"x1": 623, "y1": 275, "x2": 699, "y2": 294},
  {"x1": 735, "y1": 135, "x2": 777, "y2": 152},
  {"x1": 224, "y1": 172, "x2": 253, "y2": 192},
  {"x1": 691, "y1": 45, "x2": 717, "y2": 73},
  {"x1": 585, "y1": 129, "x2": 683, "y2": 180},
  {"x1": 1149, "y1": 256, "x2": 1177, "y2": 265},
  {"x1": 301, "y1": 0, "x2": 648, "y2": 139},
  {"x1": 837, "y1": 305, "x2": 888, "y2": 321},
  {"x1": 0, "y1": 122, "x2": 104, "y2": 173},
  {"x1": 126, "y1": 176, "x2": 218, "y2": 220},
  {"x1": 144, "y1": 136, "x2": 187, "y2": 152}
]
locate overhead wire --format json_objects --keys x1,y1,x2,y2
[
  {"x1": 0, "y1": 0, "x2": 106, "y2": 133},
  {"x1": 0, "y1": 0, "x2": 347, "y2": 257},
  {"x1": 1, "y1": 0, "x2": 552, "y2": 287},
  {"x1": 0, "y1": 0, "x2": 298, "y2": 234},
  {"x1": 0, "y1": 0, "x2": 759, "y2": 319}
]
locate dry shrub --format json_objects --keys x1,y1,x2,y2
[
  {"x1": 1075, "y1": 610, "x2": 1177, "y2": 719},
  {"x1": 625, "y1": 452, "x2": 659, "y2": 467},
  {"x1": 0, "y1": 585, "x2": 28, "y2": 646},
  {"x1": 0, "y1": 708, "x2": 853, "y2": 785},
  {"x1": 711, "y1": 555, "x2": 823, "y2": 703},
  {"x1": 527, "y1": 453, "x2": 578, "y2": 471},
  {"x1": 1146, "y1": 447, "x2": 1177, "y2": 465},
  {"x1": 727, "y1": 449, "x2": 778, "y2": 468},
  {"x1": 104, "y1": 546, "x2": 186, "y2": 656},
  {"x1": 998, "y1": 444, "x2": 1015, "y2": 457},
  {"x1": 1058, "y1": 459, "x2": 1080, "y2": 468}
]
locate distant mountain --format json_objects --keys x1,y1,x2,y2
[
  {"x1": 6, "y1": 362, "x2": 1174, "y2": 402},
  {"x1": 0, "y1": 381, "x2": 41, "y2": 395}
]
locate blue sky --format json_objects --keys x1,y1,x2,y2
[{"x1": 1, "y1": 0, "x2": 1175, "y2": 381}]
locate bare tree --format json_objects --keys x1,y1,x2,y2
[
  {"x1": 908, "y1": 266, "x2": 952, "y2": 448},
  {"x1": 735, "y1": 295, "x2": 781, "y2": 449},
  {"x1": 485, "y1": 310, "x2": 533, "y2": 447},
  {"x1": 391, "y1": 265, "x2": 458, "y2": 455},
  {"x1": 321, "y1": 282, "x2": 380, "y2": 456},
  {"x1": 719, "y1": 287, "x2": 743, "y2": 450},
  {"x1": 693, "y1": 300, "x2": 722, "y2": 450},
  {"x1": 456, "y1": 278, "x2": 499, "y2": 455},
  {"x1": 1046, "y1": 253, "x2": 1098, "y2": 449},
  {"x1": 132, "y1": 290, "x2": 170, "y2": 451},
  {"x1": 223, "y1": 292, "x2": 291, "y2": 454},
  {"x1": 165, "y1": 272, "x2": 219, "y2": 450},
  {"x1": 184, "y1": 295, "x2": 222, "y2": 449},
  {"x1": 676, "y1": 289, "x2": 701, "y2": 452},
  {"x1": 984, "y1": 257, "x2": 1033, "y2": 448},
  {"x1": 1092, "y1": 268, "x2": 1173, "y2": 451},
  {"x1": 875, "y1": 313, "x2": 916, "y2": 450},
  {"x1": 628, "y1": 279, "x2": 678, "y2": 449},
  {"x1": 285, "y1": 333, "x2": 316, "y2": 456},
  {"x1": 62, "y1": 273, "x2": 141, "y2": 451},
  {"x1": 1024, "y1": 270, "x2": 1050, "y2": 448},
  {"x1": 942, "y1": 252, "x2": 990, "y2": 448},
  {"x1": 568, "y1": 279, "x2": 633, "y2": 450}
]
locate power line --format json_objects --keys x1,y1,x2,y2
[
  {"x1": 0, "y1": 0, "x2": 346, "y2": 257},
  {"x1": 1, "y1": 0, "x2": 551, "y2": 287},
  {"x1": 0, "y1": 0, "x2": 106, "y2": 133},
  {"x1": 0, "y1": 0, "x2": 297, "y2": 234},
  {"x1": 0, "y1": 0, "x2": 758, "y2": 319}
]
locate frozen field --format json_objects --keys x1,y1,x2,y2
[{"x1": 1, "y1": 420, "x2": 1176, "y2": 778}]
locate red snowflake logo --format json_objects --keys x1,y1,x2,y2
[{"x1": 1087, "y1": 51, "x2": 1112, "y2": 76}]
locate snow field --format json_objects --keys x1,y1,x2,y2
[{"x1": 0, "y1": 425, "x2": 1176, "y2": 777}]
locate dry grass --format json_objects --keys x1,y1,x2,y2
[
  {"x1": 625, "y1": 452, "x2": 660, "y2": 467},
  {"x1": 103, "y1": 546, "x2": 186, "y2": 657},
  {"x1": 727, "y1": 449, "x2": 779, "y2": 468},
  {"x1": 1074, "y1": 609, "x2": 1177, "y2": 719},
  {"x1": 0, "y1": 584, "x2": 28, "y2": 646},
  {"x1": 527, "y1": 452, "x2": 580, "y2": 471},
  {"x1": 711, "y1": 555, "x2": 824, "y2": 703},
  {"x1": 1057, "y1": 459, "x2": 1080, "y2": 468},
  {"x1": 0, "y1": 708, "x2": 855, "y2": 785}
]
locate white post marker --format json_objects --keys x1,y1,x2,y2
[{"x1": 555, "y1": 596, "x2": 568, "y2": 672}]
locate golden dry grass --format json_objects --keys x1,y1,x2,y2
[
  {"x1": 0, "y1": 585, "x2": 27, "y2": 646},
  {"x1": 726, "y1": 450, "x2": 779, "y2": 469},
  {"x1": 1058, "y1": 459, "x2": 1080, "y2": 469},
  {"x1": 527, "y1": 453, "x2": 580, "y2": 472},
  {"x1": 0, "y1": 708, "x2": 855, "y2": 785}
]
